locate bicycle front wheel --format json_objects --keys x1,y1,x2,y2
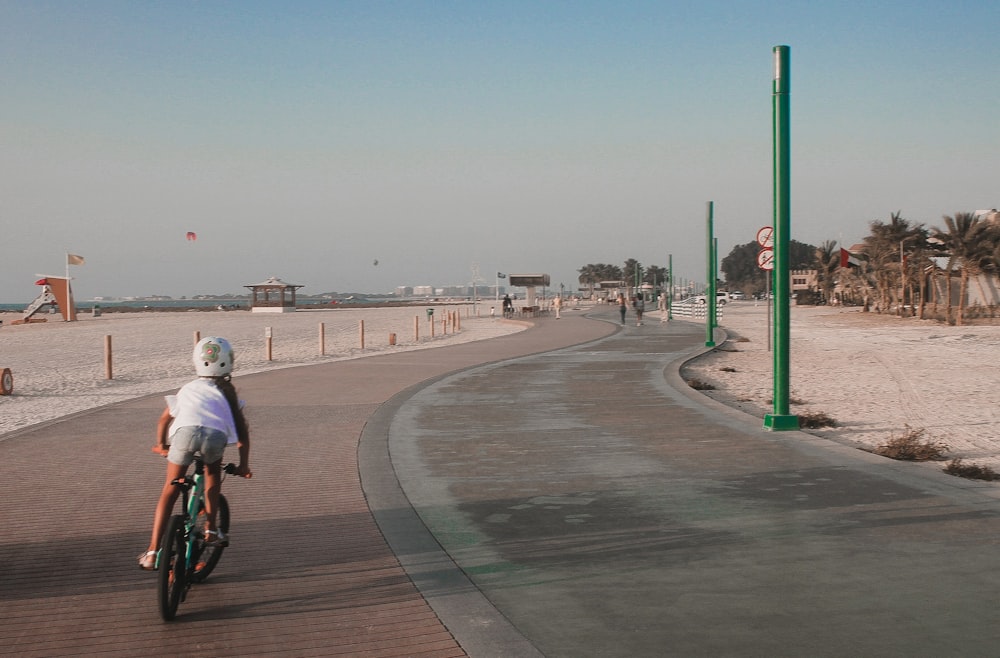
[
  {"x1": 191, "y1": 494, "x2": 229, "y2": 582},
  {"x1": 157, "y1": 515, "x2": 187, "y2": 621}
]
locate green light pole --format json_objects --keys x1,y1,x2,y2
[
  {"x1": 764, "y1": 45, "x2": 798, "y2": 431},
  {"x1": 668, "y1": 254, "x2": 673, "y2": 320},
  {"x1": 706, "y1": 201, "x2": 716, "y2": 347}
]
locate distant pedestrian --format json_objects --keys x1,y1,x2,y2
[
  {"x1": 553, "y1": 294, "x2": 563, "y2": 319},
  {"x1": 634, "y1": 294, "x2": 645, "y2": 326},
  {"x1": 617, "y1": 294, "x2": 627, "y2": 325}
]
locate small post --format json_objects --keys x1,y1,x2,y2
[
  {"x1": 104, "y1": 335, "x2": 113, "y2": 380},
  {"x1": 319, "y1": 322, "x2": 325, "y2": 355},
  {"x1": 414, "y1": 315, "x2": 420, "y2": 341},
  {"x1": 456, "y1": 311, "x2": 461, "y2": 331},
  {"x1": 265, "y1": 327, "x2": 273, "y2": 361},
  {"x1": 359, "y1": 320, "x2": 365, "y2": 349},
  {"x1": 389, "y1": 332, "x2": 397, "y2": 346},
  {"x1": 193, "y1": 330, "x2": 200, "y2": 346}
]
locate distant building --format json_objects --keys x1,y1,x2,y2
[{"x1": 245, "y1": 276, "x2": 303, "y2": 313}]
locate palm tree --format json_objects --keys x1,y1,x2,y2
[
  {"x1": 931, "y1": 212, "x2": 1000, "y2": 325},
  {"x1": 644, "y1": 265, "x2": 667, "y2": 288},
  {"x1": 577, "y1": 264, "x2": 600, "y2": 299},
  {"x1": 623, "y1": 258, "x2": 642, "y2": 292},
  {"x1": 814, "y1": 240, "x2": 840, "y2": 304},
  {"x1": 861, "y1": 211, "x2": 923, "y2": 313}
]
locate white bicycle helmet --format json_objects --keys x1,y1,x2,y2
[{"x1": 193, "y1": 336, "x2": 235, "y2": 377}]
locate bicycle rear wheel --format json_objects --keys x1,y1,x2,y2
[
  {"x1": 191, "y1": 494, "x2": 229, "y2": 582},
  {"x1": 157, "y1": 515, "x2": 186, "y2": 621}
]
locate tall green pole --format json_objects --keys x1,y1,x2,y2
[
  {"x1": 705, "y1": 201, "x2": 715, "y2": 347},
  {"x1": 667, "y1": 254, "x2": 673, "y2": 320},
  {"x1": 764, "y1": 45, "x2": 798, "y2": 431}
]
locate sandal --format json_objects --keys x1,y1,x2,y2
[
  {"x1": 204, "y1": 529, "x2": 229, "y2": 547},
  {"x1": 138, "y1": 550, "x2": 157, "y2": 570}
]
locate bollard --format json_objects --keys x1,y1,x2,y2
[
  {"x1": 265, "y1": 327, "x2": 273, "y2": 361},
  {"x1": 104, "y1": 335, "x2": 113, "y2": 380},
  {"x1": 319, "y1": 322, "x2": 325, "y2": 355},
  {"x1": 414, "y1": 315, "x2": 419, "y2": 341},
  {"x1": 389, "y1": 332, "x2": 396, "y2": 346},
  {"x1": 193, "y1": 330, "x2": 200, "y2": 346},
  {"x1": 359, "y1": 320, "x2": 365, "y2": 349}
]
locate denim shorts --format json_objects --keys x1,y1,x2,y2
[{"x1": 167, "y1": 426, "x2": 228, "y2": 466}]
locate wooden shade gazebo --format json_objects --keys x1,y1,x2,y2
[{"x1": 245, "y1": 276, "x2": 304, "y2": 313}]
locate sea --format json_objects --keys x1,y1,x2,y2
[{"x1": 0, "y1": 299, "x2": 251, "y2": 313}]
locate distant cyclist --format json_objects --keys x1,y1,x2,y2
[
  {"x1": 502, "y1": 294, "x2": 514, "y2": 318},
  {"x1": 138, "y1": 336, "x2": 251, "y2": 570}
]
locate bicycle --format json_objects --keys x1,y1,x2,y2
[{"x1": 156, "y1": 456, "x2": 246, "y2": 621}]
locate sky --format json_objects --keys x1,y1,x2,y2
[{"x1": 2, "y1": 0, "x2": 998, "y2": 301}]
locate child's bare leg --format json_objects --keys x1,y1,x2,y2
[{"x1": 147, "y1": 461, "x2": 187, "y2": 552}]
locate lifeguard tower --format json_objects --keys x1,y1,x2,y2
[
  {"x1": 508, "y1": 274, "x2": 550, "y2": 316},
  {"x1": 245, "y1": 276, "x2": 303, "y2": 313},
  {"x1": 14, "y1": 276, "x2": 78, "y2": 324}
]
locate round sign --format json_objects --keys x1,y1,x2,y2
[
  {"x1": 0, "y1": 368, "x2": 12, "y2": 395},
  {"x1": 757, "y1": 248, "x2": 774, "y2": 271},
  {"x1": 756, "y1": 226, "x2": 774, "y2": 248}
]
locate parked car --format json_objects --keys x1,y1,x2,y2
[
  {"x1": 695, "y1": 291, "x2": 728, "y2": 305},
  {"x1": 729, "y1": 291, "x2": 746, "y2": 300}
]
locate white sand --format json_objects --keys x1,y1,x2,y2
[
  {"x1": 682, "y1": 303, "x2": 1000, "y2": 471},
  {"x1": 0, "y1": 305, "x2": 524, "y2": 437},
  {"x1": 6, "y1": 302, "x2": 999, "y2": 474}
]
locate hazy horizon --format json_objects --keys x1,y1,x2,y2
[{"x1": 4, "y1": 2, "x2": 997, "y2": 302}]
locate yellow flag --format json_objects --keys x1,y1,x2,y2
[{"x1": 67, "y1": 254, "x2": 85, "y2": 265}]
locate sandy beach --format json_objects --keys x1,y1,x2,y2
[
  {"x1": 0, "y1": 304, "x2": 524, "y2": 437},
  {"x1": 5, "y1": 301, "x2": 1000, "y2": 476},
  {"x1": 682, "y1": 302, "x2": 1000, "y2": 472}
]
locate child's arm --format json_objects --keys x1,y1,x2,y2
[{"x1": 153, "y1": 408, "x2": 172, "y2": 456}]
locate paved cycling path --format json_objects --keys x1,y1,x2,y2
[
  {"x1": 0, "y1": 308, "x2": 614, "y2": 657},
  {"x1": 5, "y1": 306, "x2": 1000, "y2": 656}
]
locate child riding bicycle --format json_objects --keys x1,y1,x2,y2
[{"x1": 139, "y1": 336, "x2": 251, "y2": 570}]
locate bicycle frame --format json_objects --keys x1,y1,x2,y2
[{"x1": 156, "y1": 457, "x2": 216, "y2": 570}]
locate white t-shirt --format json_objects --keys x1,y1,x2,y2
[{"x1": 166, "y1": 378, "x2": 241, "y2": 445}]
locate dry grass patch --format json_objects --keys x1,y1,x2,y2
[
  {"x1": 798, "y1": 411, "x2": 836, "y2": 428},
  {"x1": 719, "y1": 366, "x2": 737, "y2": 373},
  {"x1": 943, "y1": 459, "x2": 1000, "y2": 481},
  {"x1": 686, "y1": 379, "x2": 715, "y2": 391},
  {"x1": 874, "y1": 426, "x2": 949, "y2": 461}
]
